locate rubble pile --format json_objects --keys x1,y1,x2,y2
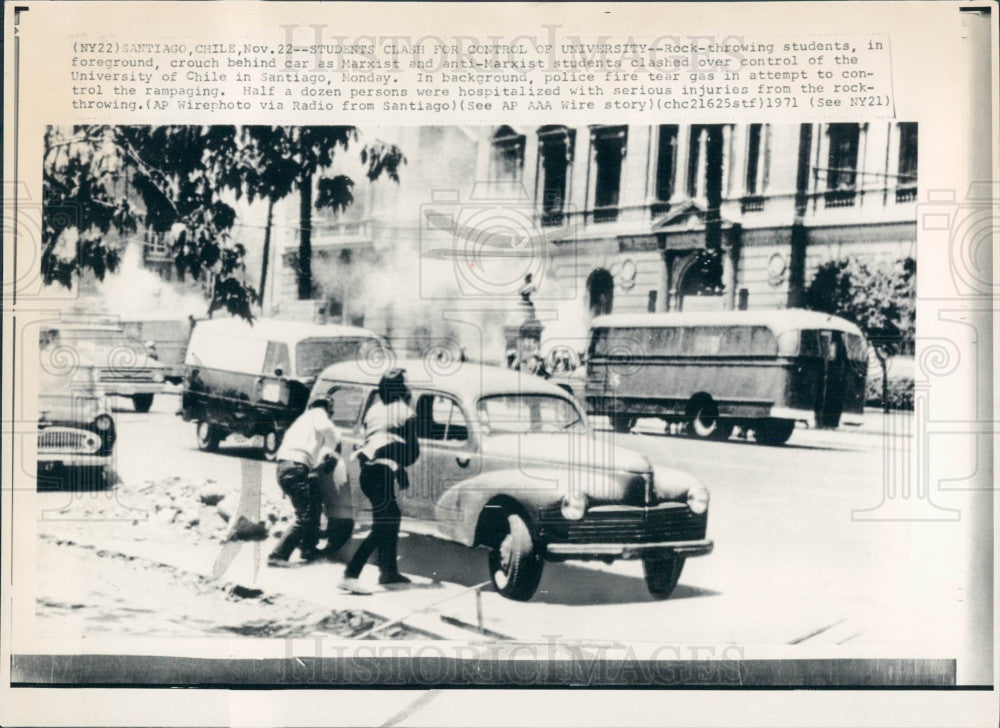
[{"x1": 51, "y1": 474, "x2": 295, "y2": 545}]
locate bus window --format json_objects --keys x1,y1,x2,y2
[
  {"x1": 682, "y1": 327, "x2": 723, "y2": 355},
  {"x1": 649, "y1": 327, "x2": 681, "y2": 355},
  {"x1": 798, "y1": 330, "x2": 822, "y2": 358},
  {"x1": 844, "y1": 333, "x2": 867, "y2": 362},
  {"x1": 589, "y1": 328, "x2": 608, "y2": 357}
]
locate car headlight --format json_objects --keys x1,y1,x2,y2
[
  {"x1": 561, "y1": 492, "x2": 587, "y2": 521},
  {"x1": 687, "y1": 485, "x2": 710, "y2": 515},
  {"x1": 94, "y1": 414, "x2": 114, "y2": 432}
]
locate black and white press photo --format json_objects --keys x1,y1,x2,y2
[{"x1": 25, "y1": 120, "x2": 951, "y2": 677}]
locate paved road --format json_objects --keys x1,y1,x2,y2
[{"x1": 37, "y1": 391, "x2": 965, "y2": 651}]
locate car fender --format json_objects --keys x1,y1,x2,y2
[{"x1": 434, "y1": 467, "x2": 623, "y2": 546}]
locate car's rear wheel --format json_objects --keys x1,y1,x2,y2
[
  {"x1": 488, "y1": 512, "x2": 544, "y2": 601},
  {"x1": 753, "y1": 418, "x2": 795, "y2": 445},
  {"x1": 610, "y1": 414, "x2": 636, "y2": 434},
  {"x1": 642, "y1": 557, "x2": 685, "y2": 599},
  {"x1": 196, "y1": 421, "x2": 222, "y2": 452},
  {"x1": 132, "y1": 394, "x2": 154, "y2": 413}
]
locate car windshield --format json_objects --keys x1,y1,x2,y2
[
  {"x1": 477, "y1": 394, "x2": 585, "y2": 434},
  {"x1": 295, "y1": 338, "x2": 382, "y2": 378}
]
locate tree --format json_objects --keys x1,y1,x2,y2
[
  {"x1": 241, "y1": 127, "x2": 406, "y2": 301},
  {"x1": 803, "y1": 256, "x2": 916, "y2": 413},
  {"x1": 43, "y1": 125, "x2": 259, "y2": 319},
  {"x1": 42, "y1": 125, "x2": 406, "y2": 320}
]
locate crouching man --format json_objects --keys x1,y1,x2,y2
[{"x1": 268, "y1": 394, "x2": 342, "y2": 567}]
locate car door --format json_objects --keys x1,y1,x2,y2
[{"x1": 403, "y1": 391, "x2": 476, "y2": 523}]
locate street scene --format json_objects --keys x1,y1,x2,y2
[
  {"x1": 37, "y1": 391, "x2": 955, "y2": 649},
  {"x1": 30, "y1": 122, "x2": 948, "y2": 676}
]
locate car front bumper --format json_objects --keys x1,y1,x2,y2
[
  {"x1": 100, "y1": 384, "x2": 163, "y2": 396},
  {"x1": 38, "y1": 453, "x2": 111, "y2": 467},
  {"x1": 545, "y1": 538, "x2": 714, "y2": 561}
]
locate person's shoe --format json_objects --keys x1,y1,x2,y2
[
  {"x1": 338, "y1": 577, "x2": 372, "y2": 595},
  {"x1": 378, "y1": 572, "x2": 412, "y2": 586},
  {"x1": 299, "y1": 548, "x2": 321, "y2": 563},
  {"x1": 314, "y1": 546, "x2": 342, "y2": 562},
  {"x1": 267, "y1": 555, "x2": 291, "y2": 568}
]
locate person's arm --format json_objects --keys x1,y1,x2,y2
[{"x1": 398, "y1": 412, "x2": 420, "y2": 467}]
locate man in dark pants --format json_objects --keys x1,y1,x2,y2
[
  {"x1": 339, "y1": 369, "x2": 419, "y2": 594},
  {"x1": 268, "y1": 396, "x2": 341, "y2": 566}
]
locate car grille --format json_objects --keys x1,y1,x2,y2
[
  {"x1": 540, "y1": 503, "x2": 707, "y2": 544},
  {"x1": 99, "y1": 368, "x2": 153, "y2": 382},
  {"x1": 38, "y1": 427, "x2": 101, "y2": 453}
]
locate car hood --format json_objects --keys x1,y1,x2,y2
[
  {"x1": 480, "y1": 433, "x2": 651, "y2": 473},
  {"x1": 38, "y1": 393, "x2": 104, "y2": 424}
]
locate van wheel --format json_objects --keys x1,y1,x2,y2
[
  {"x1": 642, "y1": 557, "x2": 685, "y2": 599},
  {"x1": 488, "y1": 512, "x2": 544, "y2": 601},
  {"x1": 754, "y1": 418, "x2": 795, "y2": 445},
  {"x1": 196, "y1": 421, "x2": 222, "y2": 452},
  {"x1": 263, "y1": 428, "x2": 282, "y2": 462},
  {"x1": 687, "y1": 399, "x2": 721, "y2": 439},
  {"x1": 610, "y1": 414, "x2": 636, "y2": 433},
  {"x1": 132, "y1": 394, "x2": 154, "y2": 413}
]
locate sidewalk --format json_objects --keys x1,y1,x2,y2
[{"x1": 837, "y1": 408, "x2": 913, "y2": 437}]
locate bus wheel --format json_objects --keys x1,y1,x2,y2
[
  {"x1": 610, "y1": 414, "x2": 635, "y2": 433},
  {"x1": 754, "y1": 419, "x2": 795, "y2": 445},
  {"x1": 688, "y1": 399, "x2": 721, "y2": 439}
]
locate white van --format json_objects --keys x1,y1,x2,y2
[{"x1": 180, "y1": 317, "x2": 388, "y2": 459}]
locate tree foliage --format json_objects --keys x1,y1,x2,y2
[
  {"x1": 241, "y1": 126, "x2": 406, "y2": 299},
  {"x1": 42, "y1": 125, "x2": 407, "y2": 319}
]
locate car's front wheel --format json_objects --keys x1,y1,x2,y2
[
  {"x1": 488, "y1": 512, "x2": 544, "y2": 601},
  {"x1": 196, "y1": 421, "x2": 222, "y2": 452},
  {"x1": 132, "y1": 394, "x2": 154, "y2": 412},
  {"x1": 642, "y1": 557, "x2": 685, "y2": 599}
]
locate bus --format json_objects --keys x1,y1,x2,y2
[{"x1": 585, "y1": 310, "x2": 868, "y2": 445}]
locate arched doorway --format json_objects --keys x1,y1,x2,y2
[
  {"x1": 587, "y1": 268, "x2": 615, "y2": 316},
  {"x1": 677, "y1": 252, "x2": 725, "y2": 311}
]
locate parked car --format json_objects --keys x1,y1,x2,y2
[
  {"x1": 37, "y1": 356, "x2": 116, "y2": 489},
  {"x1": 121, "y1": 313, "x2": 198, "y2": 385},
  {"x1": 40, "y1": 320, "x2": 166, "y2": 412},
  {"x1": 181, "y1": 316, "x2": 388, "y2": 460},
  {"x1": 310, "y1": 358, "x2": 713, "y2": 601}
]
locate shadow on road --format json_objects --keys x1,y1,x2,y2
[
  {"x1": 329, "y1": 532, "x2": 720, "y2": 607},
  {"x1": 594, "y1": 426, "x2": 866, "y2": 454}
]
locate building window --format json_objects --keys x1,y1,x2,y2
[
  {"x1": 742, "y1": 124, "x2": 769, "y2": 213},
  {"x1": 491, "y1": 126, "x2": 526, "y2": 182},
  {"x1": 591, "y1": 126, "x2": 627, "y2": 223},
  {"x1": 824, "y1": 123, "x2": 860, "y2": 207},
  {"x1": 896, "y1": 122, "x2": 918, "y2": 203},
  {"x1": 651, "y1": 125, "x2": 679, "y2": 216},
  {"x1": 537, "y1": 126, "x2": 575, "y2": 227}
]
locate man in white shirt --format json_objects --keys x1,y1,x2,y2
[{"x1": 267, "y1": 396, "x2": 341, "y2": 566}]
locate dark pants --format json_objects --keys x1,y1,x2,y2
[
  {"x1": 344, "y1": 463, "x2": 401, "y2": 578},
  {"x1": 270, "y1": 460, "x2": 321, "y2": 561}
]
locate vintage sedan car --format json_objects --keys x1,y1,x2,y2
[
  {"x1": 42, "y1": 319, "x2": 166, "y2": 412},
  {"x1": 37, "y1": 358, "x2": 117, "y2": 489},
  {"x1": 309, "y1": 358, "x2": 713, "y2": 601}
]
